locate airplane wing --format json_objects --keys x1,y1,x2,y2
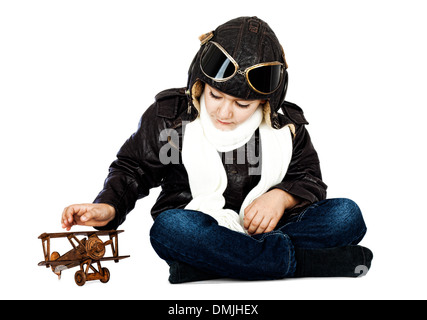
[{"x1": 38, "y1": 230, "x2": 124, "y2": 239}]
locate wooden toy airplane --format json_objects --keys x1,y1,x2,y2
[{"x1": 38, "y1": 230, "x2": 129, "y2": 286}]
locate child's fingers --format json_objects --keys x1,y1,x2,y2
[
  {"x1": 74, "y1": 207, "x2": 102, "y2": 226},
  {"x1": 61, "y1": 203, "x2": 115, "y2": 229},
  {"x1": 243, "y1": 204, "x2": 256, "y2": 229},
  {"x1": 61, "y1": 204, "x2": 87, "y2": 229},
  {"x1": 247, "y1": 212, "x2": 263, "y2": 235},
  {"x1": 61, "y1": 206, "x2": 73, "y2": 226}
]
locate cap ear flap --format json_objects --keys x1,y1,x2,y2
[
  {"x1": 190, "y1": 80, "x2": 205, "y2": 114},
  {"x1": 199, "y1": 31, "x2": 214, "y2": 45},
  {"x1": 262, "y1": 101, "x2": 272, "y2": 127}
]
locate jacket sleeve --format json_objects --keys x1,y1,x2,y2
[
  {"x1": 93, "y1": 103, "x2": 166, "y2": 230},
  {"x1": 270, "y1": 102, "x2": 327, "y2": 207}
]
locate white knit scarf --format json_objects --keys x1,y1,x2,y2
[{"x1": 182, "y1": 93, "x2": 293, "y2": 233}]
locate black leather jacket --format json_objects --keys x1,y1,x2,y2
[{"x1": 94, "y1": 88, "x2": 327, "y2": 230}]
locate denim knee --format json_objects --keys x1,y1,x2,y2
[
  {"x1": 150, "y1": 209, "x2": 192, "y2": 243},
  {"x1": 149, "y1": 209, "x2": 190, "y2": 261},
  {"x1": 149, "y1": 209, "x2": 218, "y2": 256},
  {"x1": 150, "y1": 209, "x2": 216, "y2": 237},
  {"x1": 330, "y1": 198, "x2": 367, "y2": 245}
]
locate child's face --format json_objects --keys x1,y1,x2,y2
[{"x1": 203, "y1": 84, "x2": 264, "y2": 131}]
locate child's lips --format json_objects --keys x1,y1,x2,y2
[{"x1": 217, "y1": 119, "x2": 232, "y2": 125}]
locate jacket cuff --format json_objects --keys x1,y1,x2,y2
[
  {"x1": 92, "y1": 186, "x2": 131, "y2": 230},
  {"x1": 269, "y1": 175, "x2": 327, "y2": 205}
]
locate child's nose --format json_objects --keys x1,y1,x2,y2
[{"x1": 217, "y1": 102, "x2": 233, "y2": 119}]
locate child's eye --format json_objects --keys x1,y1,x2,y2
[
  {"x1": 209, "y1": 91, "x2": 222, "y2": 100},
  {"x1": 236, "y1": 101, "x2": 250, "y2": 108}
]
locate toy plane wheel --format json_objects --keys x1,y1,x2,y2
[
  {"x1": 75, "y1": 270, "x2": 86, "y2": 286},
  {"x1": 100, "y1": 267, "x2": 110, "y2": 283}
]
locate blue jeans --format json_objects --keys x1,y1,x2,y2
[{"x1": 149, "y1": 198, "x2": 367, "y2": 280}]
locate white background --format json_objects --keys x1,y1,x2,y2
[{"x1": 1, "y1": 0, "x2": 426, "y2": 300}]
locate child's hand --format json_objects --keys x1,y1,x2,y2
[
  {"x1": 61, "y1": 203, "x2": 115, "y2": 231},
  {"x1": 243, "y1": 189, "x2": 299, "y2": 235}
]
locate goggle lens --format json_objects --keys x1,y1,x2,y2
[
  {"x1": 201, "y1": 43, "x2": 236, "y2": 80},
  {"x1": 247, "y1": 64, "x2": 283, "y2": 94}
]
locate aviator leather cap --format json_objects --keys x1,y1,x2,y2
[{"x1": 187, "y1": 16, "x2": 289, "y2": 128}]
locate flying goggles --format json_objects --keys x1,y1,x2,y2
[{"x1": 200, "y1": 41, "x2": 285, "y2": 95}]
